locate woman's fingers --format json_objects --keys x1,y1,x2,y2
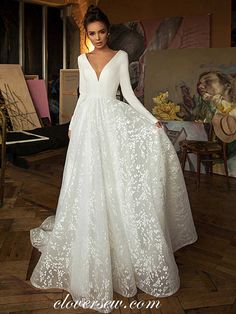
[{"x1": 155, "y1": 120, "x2": 163, "y2": 128}]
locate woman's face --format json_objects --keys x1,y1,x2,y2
[
  {"x1": 197, "y1": 73, "x2": 225, "y2": 97},
  {"x1": 86, "y1": 21, "x2": 108, "y2": 49}
]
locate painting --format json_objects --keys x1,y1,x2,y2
[
  {"x1": 144, "y1": 47, "x2": 236, "y2": 177},
  {"x1": 26, "y1": 79, "x2": 51, "y2": 123},
  {"x1": 108, "y1": 15, "x2": 210, "y2": 102},
  {"x1": 0, "y1": 64, "x2": 42, "y2": 131}
]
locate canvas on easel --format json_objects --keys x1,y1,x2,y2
[{"x1": 0, "y1": 64, "x2": 42, "y2": 131}]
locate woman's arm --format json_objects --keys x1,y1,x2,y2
[{"x1": 119, "y1": 51, "x2": 160, "y2": 125}]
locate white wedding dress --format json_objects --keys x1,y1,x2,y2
[{"x1": 30, "y1": 49, "x2": 198, "y2": 313}]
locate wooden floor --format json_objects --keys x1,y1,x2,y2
[{"x1": 0, "y1": 148, "x2": 236, "y2": 314}]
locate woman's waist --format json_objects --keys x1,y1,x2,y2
[{"x1": 81, "y1": 94, "x2": 117, "y2": 101}]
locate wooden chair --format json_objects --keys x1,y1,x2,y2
[
  {"x1": 0, "y1": 107, "x2": 7, "y2": 207},
  {"x1": 179, "y1": 125, "x2": 229, "y2": 190}
]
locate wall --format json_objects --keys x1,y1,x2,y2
[{"x1": 99, "y1": 0, "x2": 231, "y2": 48}]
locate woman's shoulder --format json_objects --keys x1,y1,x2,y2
[
  {"x1": 116, "y1": 50, "x2": 128, "y2": 62},
  {"x1": 118, "y1": 49, "x2": 127, "y2": 56},
  {"x1": 77, "y1": 53, "x2": 86, "y2": 66},
  {"x1": 78, "y1": 52, "x2": 85, "y2": 60}
]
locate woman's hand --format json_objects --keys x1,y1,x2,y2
[
  {"x1": 155, "y1": 120, "x2": 163, "y2": 128},
  {"x1": 68, "y1": 130, "x2": 71, "y2": 139}
]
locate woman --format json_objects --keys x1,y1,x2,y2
[{"x1": 30, "y1": 5, "x2": 198, "y2": 313}]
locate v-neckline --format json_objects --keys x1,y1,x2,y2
[{"x1": 84, "y1": 50, "x2": 121, "y2": 82}]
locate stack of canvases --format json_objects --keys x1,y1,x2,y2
[
  {"x1": 0, "y1": 65, "x2": 71, "y2": 168},
  {"x1": 0, "y1": 64, "x2": 51, "y2": 132}
]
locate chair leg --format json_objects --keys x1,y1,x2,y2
[
  {"x1": 223, "y1": 157, "x2": 230, "y2": 190},
  {"x1": 0, "y1": 187, "x2": 4, "y2": 207},
  {"x1": 0, "y1": 151, "x2": 6, "y2": 208},
  {"x1": 223, "y1": 158, "x2": 229, "y2": 177},
  {"x1": 223, "y1": 143, "x2": 230, "y2": 189},
  {"x1": 196, "y1": 153, "x2": 201, "y2": 191},
  {"x1": 0, "y1": 171, "x2": 5, "y2": 208},
  {"x1": 181, "y1": 147, "x2": 187, "y2": 171},
  {"x1": 209, "y1": 161, "x2": 213, "y2": 176},
  {"x1": 223, "y1": 153, "x2": 228, "y2": 177}
]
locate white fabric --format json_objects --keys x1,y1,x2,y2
[{"x1": 30, "y1": 49, "x2": 198, "y2": 313}]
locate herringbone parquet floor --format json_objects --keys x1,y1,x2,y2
[{"x1": 0, "y1": 147, "x2": 235, "y2": 314}]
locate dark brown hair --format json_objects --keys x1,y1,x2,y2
[{"x1": 83, "y1": 5, "x2": 110, "y2": 31}]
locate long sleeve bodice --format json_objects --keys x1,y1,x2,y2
[{"x1": 69, "y1": 50, "x2": 158, "y2": 131}]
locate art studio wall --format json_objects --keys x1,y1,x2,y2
[{"x1": 100, "y1": 0, "x2": 231, "y2": 48}]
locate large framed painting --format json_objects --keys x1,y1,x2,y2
[
  {"x1": 144, "y1": 47, "x2": 236, "y2": 177},
  {"x1": 109, "y1": 15, "x2": 210, "y2": 102}
]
